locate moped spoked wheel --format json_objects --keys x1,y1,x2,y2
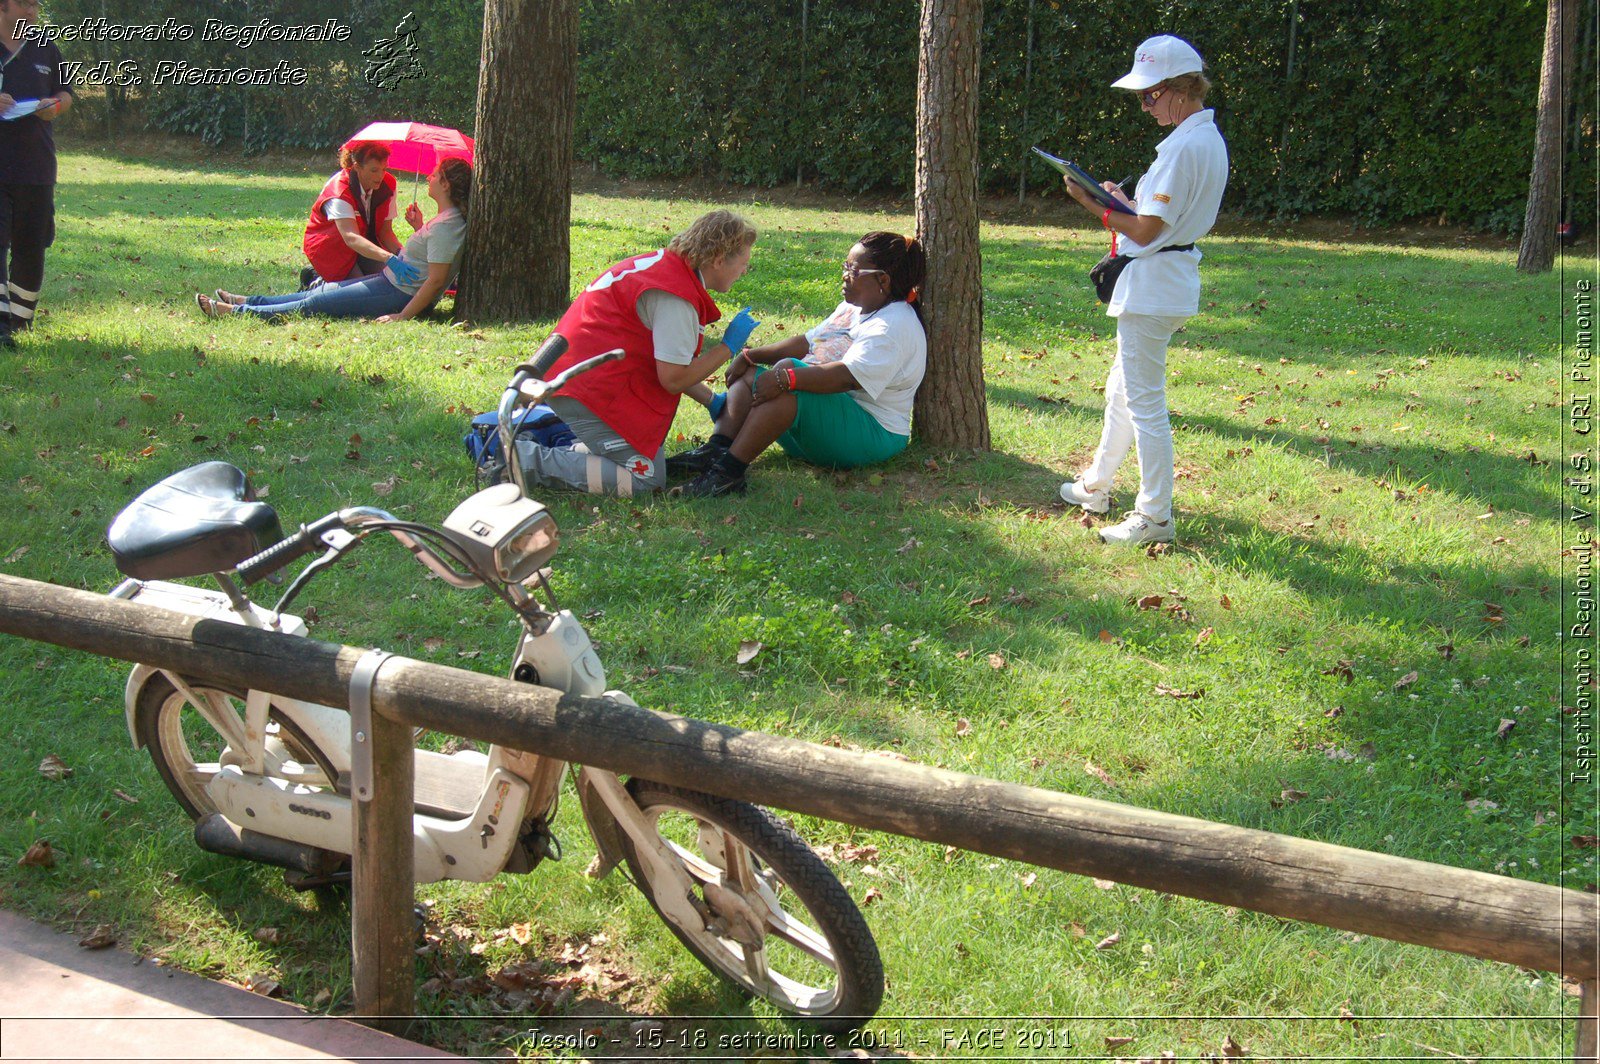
[
  {"x1": 133, "y1": 675, "x2": 339, "y2": 822},
  {"x1": 620, "y1": 779, "x2": 883, "y2": 1033}
]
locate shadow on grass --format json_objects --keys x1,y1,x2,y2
[{"x1": 0, "y1": 151, "x2": 1569, "y2": 1041}]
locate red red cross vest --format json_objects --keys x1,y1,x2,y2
[
  {"x1": 302, "y1": 169, "x2": 397, "y2": 283},
  {"x1": 548, "y1": 249, "x2": 721, "y2": 457}
]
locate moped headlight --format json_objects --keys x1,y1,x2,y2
[
  {"x1": 497, "y1": 512, "x2": 559, "y2": 582},
  {"x1": 442, "y1": 484, "x2": 560, "y2": 583}
]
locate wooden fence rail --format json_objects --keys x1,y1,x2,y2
[{"x1": 1, "y1": 573, "x2": 1595, "y2": 1056}]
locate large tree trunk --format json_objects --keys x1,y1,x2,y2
[
  {"x1": 457, "y1": 0, "x2": 577, "y2": 321},
  {"x1": 1518, "y1": 0, "x2": 1576, "y2": 273},
  {"x1": 913, "y1": 0, "x2": 990, "y2": 451}
]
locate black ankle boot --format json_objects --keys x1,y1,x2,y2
[
  {"x1": 666, "y1": 440, "x2": 728, "y2": 479},
  {"x1": 676, "y1": 457, "x2": 748, "y2": 498}
]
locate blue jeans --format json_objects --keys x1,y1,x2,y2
[{"x1": 240, "y1": 273, "x2": 411, "y2": 321}]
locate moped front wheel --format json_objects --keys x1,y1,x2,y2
[
  {"x1": 619, "y1": 779, "x2": 883, "y2": 1033},
  {"x1": 133, "y1": 674, "x2": 339, "y2": 822}
]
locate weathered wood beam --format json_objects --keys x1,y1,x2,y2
[{"x1": 1, "y1": 573, "x2": 1593, "y2": 981}]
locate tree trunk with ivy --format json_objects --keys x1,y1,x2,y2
[
  {"x1": 912, "y1": 0, "x2": 990, "y2": 451},
  {"x1": 1517, "y1": 0, "x2": 1575, "y2": 273},
  {"x1": 457, "y1": 0, "x2": 577, "y2": 321}
]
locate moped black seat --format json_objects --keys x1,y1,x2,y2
[{"x1": 108, "y1": 462, "x2": 284, "y2": 580}]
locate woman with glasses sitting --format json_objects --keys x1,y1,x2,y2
[
  {"x1": 1056, "y1": 35, "x2": 1228, "y2": 547},
  {"x1": 668, "y1": 230, "x2": 926, "y2": 498}
]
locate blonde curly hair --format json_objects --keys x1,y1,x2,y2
[
  {"x1": 1166, "y1": 71, "x2": 1212, "y2": 104},
  {"x1": 667, "y1": 209, "x2": 758, "y2": 270}
]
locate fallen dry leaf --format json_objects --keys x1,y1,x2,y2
[
  {"x1": 508, "y1": 922, "x2": 534, "y2": 946},
  {"x1": 79, "y1": 925, "x2": 117, "y2": 950},
  {"x1": 1093, "y1": 932, "x2": 1121, "y2": 950},
  {"x1": 1495, "y1": 718, "x2": 1517, "y2": 740},
  {"x1": 1136, "y1": 594, "x2": 1164, "y2": 610},
  {"x1": 1393, "y1": 671, "x2": 1418, "y2": 691},
  {"x1": 1019, "y1": 872, "x2": 1037, "y2": 888},
  {"x1": 112, "y1": 789, "x2": 138, "y2": 804},
  {"x1": 862, "y1": 888, "x2": 884, "y2": 906},
  {"x1": 986, "y1": 653, "x2": 1007, "y2": 671},
  {"x1": 895, "y1": 537, "x2": 921, "y2": 555},
  {"x1": 244, "y1": 975, "x2": 281, "y2": 997},
  {"x1": 966, "y1": 594, "x2": 990, "y2": 608},
  {"x1": 1220, "y1": 594, "x2": 1233, "y2": 609},
  {"x1": 1323, "y1": 660, "x2": 1355, "y2": 682},
  {"x1": 1154, "y1": 683, "x2": 1204, "y2": 699},
  {"x1": 1085, "y1": 760, "x2": 1119, "y2": 788},
  {"x1": 735, "y1": 640, "x2": 764, "y2": 665},
  {"x1": 1221, "y1": 1034, "x2": 1247, "y2": 1057},
  {"x1": 1106, "y1": 1036, "x2": 1136, "y2": 1049},
  {"x1": 19, "y1": 840, "x2": 55, "y2": 868},
  {"x1": 38, "y1": 755, "x2": 72, "y2": 781},
  {"x1": 1194, "y1": 626, "x2": 1215, "y2": 648},
  {"x1": 422, "y1": 637, "x2": 445, "y2": 653},
  {"x1": 954, "y1": 718, "x2": 972, "y2": 737},
  {"x1": 1093, "y1": 878, "x2": 1116, "y2": 890},
  {"x1": 1098, "y1": 629, "x2": 1116, "y2": 643},
  {"x1": 3, "y1": 544, "x2": 28, "y2": 565},
  {"x1": 1572, "y1": 835, "x2": 1600, "y2": 849}
]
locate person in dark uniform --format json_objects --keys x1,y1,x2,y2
[{"x1": 0, "y1": 0, "x2": 73, "y2": 348}]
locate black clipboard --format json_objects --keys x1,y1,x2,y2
[{"x1": 1032, "y1": 147, "x2": 1137, "y2": 215}]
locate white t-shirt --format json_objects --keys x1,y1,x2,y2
[
  {"x1": 635, "y1": 288, "x2": 702, "y2": 365},
  {"x1": 382, "y1": 207, "x2": 467, "y2": 294},
  {"x1": 804, "y1": 300, "x2": 926, "y2": 437},
  {"x1": 1108, "y1": 109, "x2": 1229, "y2": 318},
  {"x1": 323, "y1": 186, "x2": 398, "y2": 224}
]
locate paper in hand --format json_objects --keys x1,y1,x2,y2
[
  {"x1": 2, "y1": 99, "x2": 44, "y2": 122},
  {"x1": 1032, "y1": 147, "x2": 1136, "y2": 215}
]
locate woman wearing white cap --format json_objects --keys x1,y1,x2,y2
[{"x1": 1058, "y1": 34, "x2": 1228, "y2": 546}]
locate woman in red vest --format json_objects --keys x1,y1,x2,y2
[
  {"x1": 516, "y1": 209, "x2": 761, "y2": 497},
  {"x1": 299, "y1": 142, "x2": 413, "y2": 288}
]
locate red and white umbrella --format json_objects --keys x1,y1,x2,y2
[{"x1": 341, "y1": 121, "x2": 474, "y2": 176}]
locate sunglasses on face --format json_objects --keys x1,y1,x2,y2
[
  {"x1": 842, "y1": 263, "x2": 887, "y2": 281},
  {"x1": 1141, "y1": 85, "x2": 1168, "y2": 106}
]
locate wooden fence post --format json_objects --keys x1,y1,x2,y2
[
  {"x1": 350, "y1": 651, "x2": 415, "y2": 1034},
  {"x1": 1580, "y1": 979, "x2": 1598, "y2": 1064}
]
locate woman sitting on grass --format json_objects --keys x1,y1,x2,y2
[
  {"x1": 195, "y1": 158, "x2": 470, "y2": 324},
  {"x1": 668, "y1": 230, "x2": 926, "y2": 498}
]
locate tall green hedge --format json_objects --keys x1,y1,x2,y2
[{"x1": 47, "y1": 0, "x2": 1596, "y2": 231}]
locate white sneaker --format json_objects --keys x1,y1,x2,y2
[
  {"x1": 1059, "y1": 480, "x2": 1110, "y2": 514},
  {"x1": 1099, "y1": 512, "x2": 1175, "y2": 545}
]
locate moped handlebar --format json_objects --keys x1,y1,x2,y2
[{"x1": 235, "y1": 512, "x2": 346, "y2": 584}]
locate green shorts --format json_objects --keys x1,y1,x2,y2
[{"x1": 755, "y1": 363, "x2": 910, "y2": 469}]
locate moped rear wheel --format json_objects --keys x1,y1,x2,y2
[
  {"x1": 133, "y1": 674, "x2": 339, "y2": 822},
  {"x1": 619, "y1": 779, "x2": 883, "y2": 1033}
]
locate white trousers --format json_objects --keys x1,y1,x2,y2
[{"x1": 1079, "y1": 312, "x2": 1187, "y2": 524}]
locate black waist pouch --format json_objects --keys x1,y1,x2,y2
[{"x1": 1090, "y1": 243, "x2": 1197, "y2": 304}]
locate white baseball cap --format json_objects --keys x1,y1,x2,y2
[{"x1": 1110, "y1": 35, "x2": 1205, "y2": 90}]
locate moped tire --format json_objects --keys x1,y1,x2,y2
[
  {"x1": 619, "y1": 778, "x2": 883, "y2": 1033},
  {"x1": 132, "y1": 674, "x2": 340, "y2": 823}
]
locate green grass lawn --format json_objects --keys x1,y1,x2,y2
[{"x1": 0, "y1": 142, "x2": 1589, "y2": 1060}]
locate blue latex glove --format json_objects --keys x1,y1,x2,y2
[
  {"x1": 707, "y1": 392, "x2": 727, "y2": 423},
  {"x1": 387, "y1": 254, "x2": 424, "y2": 285},
  {"x1": 719, "y1": 307, "x2": 760, "y2": 356}
]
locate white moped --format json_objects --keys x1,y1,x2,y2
[{"x1": 104, "y1": 339, "x2": 883, "y2": 1030}]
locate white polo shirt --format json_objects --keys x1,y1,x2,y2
[{"x1": 1108, "y1": 109, "x2": 1229, "y2": 318}]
